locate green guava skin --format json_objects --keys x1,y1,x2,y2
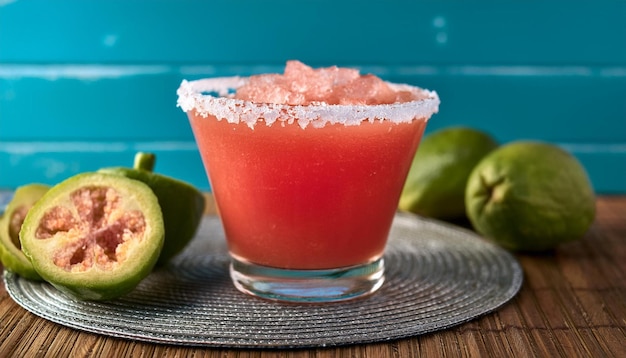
[
  {"x1": 465, "y1": 141, "x2": 596, "y2": 252},
  {"x1": 99, "y1": 153, "x2": 205, "y2": 266},
  {"x1": 20, "y1": 172, "x2": 165, "y2": 301},
  {"x1": 399, "y1": 127, "x2": 498, "y2": 220},
  {"x1": 0, "y1": 184, "x2": 50, "y2": 281}
]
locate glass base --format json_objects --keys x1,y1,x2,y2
[{"x1": 230, "y1": 257, "x2": 385, "y2": 303}]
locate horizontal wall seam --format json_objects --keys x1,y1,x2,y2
[{"x1": 1, "y1": 65, "x2": 626, "y2": 80}]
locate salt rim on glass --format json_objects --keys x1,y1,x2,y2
[{"x1": 176, "y1": 76, "x2": 440, "y2": 129}]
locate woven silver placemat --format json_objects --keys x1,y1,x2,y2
[{"x1": 5, "y1": 213, "x2": 523, "y2": 348}]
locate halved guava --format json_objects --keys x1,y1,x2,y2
[
  {"x1": 20, "y1": 172, "x2": 164, "y2": 300},
  {"x1": 0, "y1": 184, "x2": 50, "y2": 281},
  {"x1": 99, "y1": 152, "x2": 205, "y2": 266}
]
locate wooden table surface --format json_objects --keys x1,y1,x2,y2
[{"x1": 1, "y1": 195, "x2": 624, "y2": 357}]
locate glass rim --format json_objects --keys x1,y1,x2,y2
[{"x1": 177, "y1": 76, "x2": 440, "y2": 129}]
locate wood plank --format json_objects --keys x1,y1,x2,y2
[
  {"x1": 1, "y1": 68, "x2": 624, "y2": 193},
  {"x1": 1, "y1": 1, "x2": 624, "y2": 64},
  {"x1": 1, "y1": 140, "x2": 622, "y2": 194},
  {"x1": 2, "y1": 69, "x2": 624, "y2": 143},
  {"x1": 0, "y1": 196, "x2": 624, "y2": 357}
]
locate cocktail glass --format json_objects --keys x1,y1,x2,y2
[{"x1": 177, "y1": 74, "x2": 439, "y2": 302}]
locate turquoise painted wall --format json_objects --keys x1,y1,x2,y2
[{"x1": 1, "y1": 0, "x2": 625, "y2": 193}]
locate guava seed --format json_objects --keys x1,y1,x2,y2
[
  {"x1": 35, "y1": 206, "x2": 77, "y2": 239},
  {"x1": 35, "y1": 186, "x2": 147, "y2": 272},
  {"x1": 8, "y1": 206, "x2": 29, "y2": 249}
]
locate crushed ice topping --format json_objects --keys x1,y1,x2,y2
[
  {"x1": 235, "y1": 60, "x2": 419, "y2": 105},
  {"x1": 177, "y1": 61, "x2": 439, "y2": 129}
]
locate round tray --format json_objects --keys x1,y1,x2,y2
[{"x1": 5, "y1": 213, "x2": 523, "y2": 348}]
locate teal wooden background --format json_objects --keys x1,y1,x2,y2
[{"x1": 1, "y1": 0, "x2": 625, "y2": 193}]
